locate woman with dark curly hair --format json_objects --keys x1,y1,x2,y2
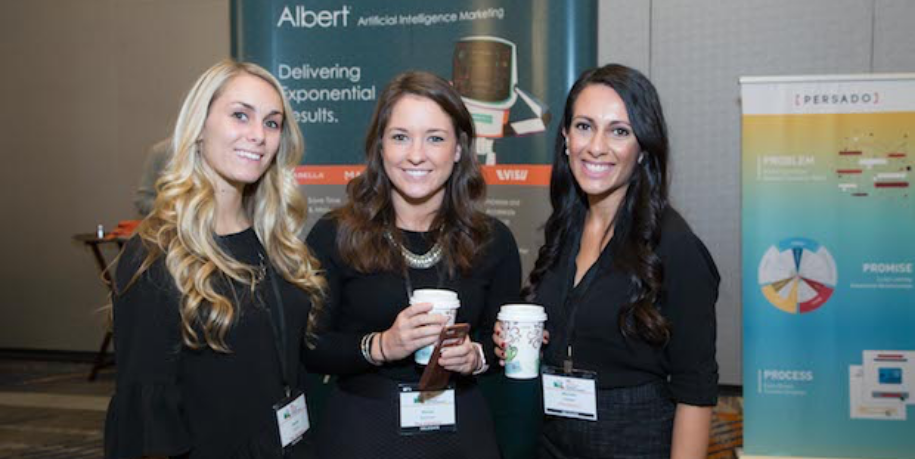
[
  {"x1": 304, "y1": 70, "x2": 521, "y2": 459},
  {"x1": 495, "y1": 64, "x2": 720, "y2": 459}
]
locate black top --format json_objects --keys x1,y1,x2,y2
[
  {"x1": 538, "y1": 207, "x2": 720, "y2": 406},
  {"x1": 104, "y1": 228, "x2": 313, "y2": 459},
  {"x1": 303, "y1": 215, "x2": 521, "y2": 383}
]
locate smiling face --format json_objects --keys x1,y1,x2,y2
[
  {"x1": 381, "y1": 94, "x2": 461, "y2": 218},
  {"x1": 565, "y1": 83, "x2": 642, "y2": 211},
  {"x1": 198, "y1": 73, "x2": 284, "y2": 192}
]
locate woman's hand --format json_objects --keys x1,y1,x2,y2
[
  {"x1": 376, "y1": 302, "x2": 448, "y2": 362},
  {"x1": 492, "y1": 321, "x2": 549, "y2": 366},
  {"x1": 438, "y1": 336, "x2": 481, "y2": 375}
]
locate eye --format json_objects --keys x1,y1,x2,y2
[
  {"x1": 611, "y1": 126, "x2": 631, "y2": 137},
  {"x1": 428, "y1": 135, "x2": 445, "y2": 144},
  {"x1": 232, "y1": 112, "x2": 249, "y2": 121},
  {"x1": 390, "y1": 133, "x2": 408, "y2": 142},
  {"x1": 574, "y1": 121, "x2": 591, "y2": 132},
  {"x1": 265, "y1": 119, "x2": 282, "y2": 130}
]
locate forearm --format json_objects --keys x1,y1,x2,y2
[
  {"x1": 671, "y1": 403, "x2": 712, "y2": 459},
  {"x1": 302, "y1": 331, "x2": 374, "y2": 375}
]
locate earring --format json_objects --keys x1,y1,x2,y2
[
  {"x1": 638, "y1": 152, "x2": 645, "y2": 164},
  {"x1": 564, "y1": 138, "x2": 570, "y2": 156}
]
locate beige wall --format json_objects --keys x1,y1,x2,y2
[
  {"x1": 2, "y1": 1, "x2": 914, "y2": 384},
  {"x1": 0, "y1": 0, "x2": 229, "y2": 351}
]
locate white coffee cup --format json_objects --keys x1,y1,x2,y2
[
  {"x1": 498, "y1": 304, "x2": 548, "y2": 379},
  {"x1": 411, "y1": 289, "x2": 460, "y2": 365}
]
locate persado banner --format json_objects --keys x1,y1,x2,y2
[
  {"x1": 741, "y1": 74, "x2": 915, "y2": 459},
  {"x1": 232, "y1": 0, "x2": 597, "y2": 267}
]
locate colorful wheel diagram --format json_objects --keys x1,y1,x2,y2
[{"x1": 758, "y1": 237, "x2": 838, "y2": 314}]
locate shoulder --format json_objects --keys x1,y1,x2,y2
[
  {"x1": 114, "y1": 236, "x2": 171, "y2": 296},
  {"x1": 306, "y1": 214, "x2": 339, "y2": 244},
  {"x1": 305, "y1": 213, "x2": 342, "y2": 262},
  {"x1": 657, "y1": 207, "x2": 720, "y2": 281},
  {"x1": 482, "y1": 215, "x2": 519, "y2": 252}
]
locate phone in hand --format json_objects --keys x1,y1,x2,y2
[{"x1": 419, "y1": 323, "x2": 471, "y2": 391}]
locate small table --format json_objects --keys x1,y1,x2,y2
[{"x1": 73, "y1": 233, "x2": 125, "y2": 381}]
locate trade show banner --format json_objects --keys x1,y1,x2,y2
[
  {"x1": 741, "y1": 75, "x2": 915, "y2": 459},
  {"x1": 231, "y1": 0, "x2": 597, "y2": 268}
]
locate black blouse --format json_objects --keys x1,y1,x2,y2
[
  {"x1": 302, "y1": 215, "x2": 521, "y2": 382},
  {"x1": 538, "y1": 207, "x2": 720, "y2": 406},
  {"x1": 104, "y1": 229, "x2": 313, "y2": 459}
]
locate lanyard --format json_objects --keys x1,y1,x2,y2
[
  {"x1": 558, "y1": 231, "x2": 602, "y2": 372},
  {"x1": 260, "y1": 253, "x2": 291, "y2": 397}
]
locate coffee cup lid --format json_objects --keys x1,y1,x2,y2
[{"x1": 498, "y1": 304, "x2": 547, "y2": 322}]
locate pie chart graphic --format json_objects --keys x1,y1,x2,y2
[{"x1": 758, "y1": 237, "x2": 837, "y2": 314}]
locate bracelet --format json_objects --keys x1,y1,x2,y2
[
  {"x1": 377, "y1": 331, "x2": 388, "y2": 362},
  {"x1": 361, "y1": 332, "x2": 382, "y2": 366},
  {"x1": 471, "y1": 342, "x2": 489, "y2": 375}
]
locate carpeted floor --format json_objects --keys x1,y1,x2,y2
[
  {"x1": 0, "y1": 359, "x2": 112, "y2": 459},
  {"x1": 0, "y1": 358, "x2": 742, "y2": 458}
]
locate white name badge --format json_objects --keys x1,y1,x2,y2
[
  {"x1": 398, "y1": 383, "x2": 456, "y2": 434},
  {"x1": 542, "y1": 366, "x2": 598, "y2": 421},
  {"x1": 274, "y1": 391, "x2": 309, "y2": 448}
]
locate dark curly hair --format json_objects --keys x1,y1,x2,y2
[{"x1": 523, "y1": 64, "x2": 672, "y2": 346}]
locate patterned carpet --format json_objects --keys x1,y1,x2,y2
[
  {"x1": 0, "y1": 358, "x2": 742, "y2": 459},
  {"x1": 0, "y1": 359, "x2": 112, "y2": 459}
]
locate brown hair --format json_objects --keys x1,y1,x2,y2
[{"x1": 332, "y1": 70, "x2": 489, "y2": 275}]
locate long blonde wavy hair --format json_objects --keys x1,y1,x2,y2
[{"x1": 127, "y1": 59, "x2": 324, "y2": 352}]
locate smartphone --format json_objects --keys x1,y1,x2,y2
[{"x1": 418, "y1": 323, "x2": 471, "y2": 391}]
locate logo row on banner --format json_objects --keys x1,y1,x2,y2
[{"x1": 295, "y1": 165, "x2": 552, "y2": 186}]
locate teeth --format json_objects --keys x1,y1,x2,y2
[
  {"x1": 405, "y1": 170, "x2": 430, "y2": 177},
  {"x1": 236, "y1": 150, "x2": 261, "y2": 161},
  {"x1": 584, "y1": 162, "x2": 610, "y2": 172}
]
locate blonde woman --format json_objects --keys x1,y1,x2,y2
[{"x1": 105, "y1": 60, "x2": 324, "y2": 459}]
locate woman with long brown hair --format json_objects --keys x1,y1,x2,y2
[
  {"x1": 304, "y1": 70, "x2": 521, "y2": 458},
  {"x1": 105, "y1": 60, "x2": 324, "y2": 459}
]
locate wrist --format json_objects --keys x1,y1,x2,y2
[
  {"x1": 360, "y1": 332, "x2": 382, "y2": 366},
  {"x1": 471, "y1": 342, "x2": 488, "y2": 375},
  {"x1": 373, "y1": 331, "x2": 388, "y2": 363}
]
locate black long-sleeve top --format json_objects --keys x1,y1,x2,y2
[
  {"x1": 104, "y1": 229, "x2": 313, "y2": 459},
  {"x1": 303, "y1": 215, "x2": 522, "y2": 383},
  {"x1": 538, "y1": 207, "x2": 720, "y2": 406}
]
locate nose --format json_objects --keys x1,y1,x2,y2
[
  {"x1": 585, "y1": 131, "x2": 608, "y2": 158},
  {"x1": 248, "y1": 121, "x2": 266, "y2": 145},
  {"x1": 406, "y1": 139, "x2": 425, "y2": 164}
]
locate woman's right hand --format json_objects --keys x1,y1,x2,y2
[
  {"x1": 492, "y1": 321, "x2": 550, "y2": 366},
  {"x1": 377, "y1": 302, "x2": 448, "y2": 361}
]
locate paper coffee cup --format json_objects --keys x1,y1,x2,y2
[
  {"x1": 411, "y1": 289, "x2": 460, "y2": 365},
  {"x1": 498, "y1": 304, "x2": 548, "y2": 379}
]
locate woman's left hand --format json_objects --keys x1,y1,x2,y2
[{"x1": 438, "y1": 336, "x2": 480, "y2": 375}]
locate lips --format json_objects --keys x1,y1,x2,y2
[
  {"x1": 403, "y1": 169, "x2": 431, "y2": 178},
  {"x1": 235, "y1": 149, "x2": 264, "y2": 161},
  {"x1": 580, "y1": 160, "x2": 614, "y2": 177}
]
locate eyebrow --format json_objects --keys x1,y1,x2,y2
[
  {"x1": 573, "y1": 115, "x2": 631, "y2": 126},
  {"x1": 232, "y1": 101, "x2": 283, "y2": 118},
  {"x1": 387, "y1": 126, "x2": 449, "y2": 134}
]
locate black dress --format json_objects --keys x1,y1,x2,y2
[
  {"x1": 104, "y1": 228, "x2": 314, "y2": 459},
  {"x1": 303, "y1": 216, "x2": 521, "y2": 459},
  {"x1": 536, "y1": 207, "x2": 720, "y2": 459}
]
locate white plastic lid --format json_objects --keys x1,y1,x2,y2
[
  {"x1": 498, "y1": 304, "x2": 547, "y2": 322},
  {"x1": 411, "y1": 289, "x2": 460, "y2": 309}
]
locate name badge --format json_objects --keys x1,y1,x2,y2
[
  {"x1": 273, "y1": 390, "x2": 309, "y2": 448},
  {"x1": 542, "y1": 365, "x2": 598, "y2": 421},
  {"x1": 398, "y1": 383, "x2": 456, "y2": 434}
]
